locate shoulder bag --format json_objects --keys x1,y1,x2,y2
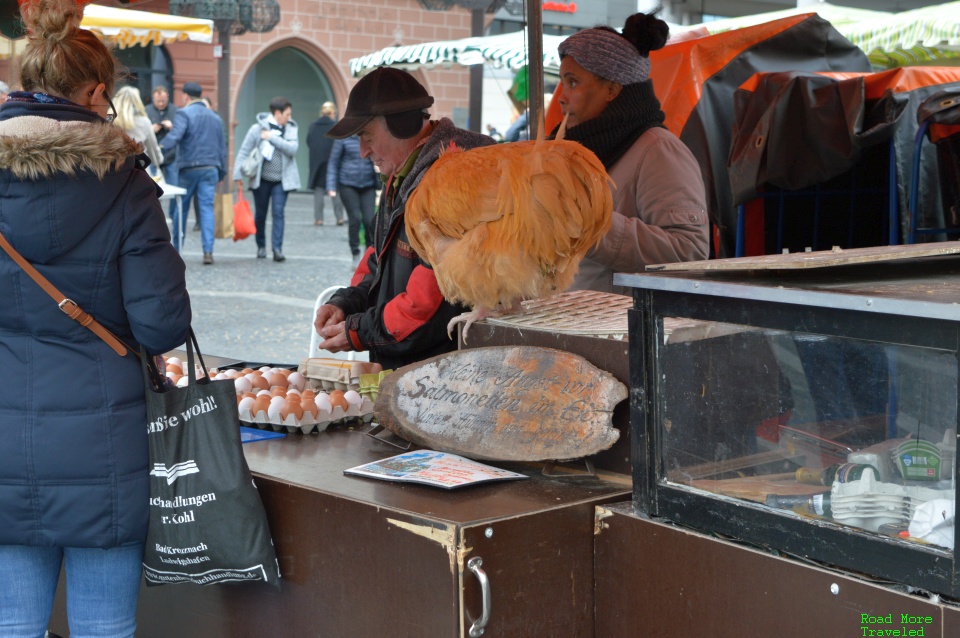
[{"x1": 240, "y1": 144, "x2": 262, "y2": 178}]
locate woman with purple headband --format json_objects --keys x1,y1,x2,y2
[{"x1": 556, "y1": 11, "x2": 710, "y2": 293}]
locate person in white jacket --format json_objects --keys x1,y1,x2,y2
[
  {"x1": 113, "y1": 85, "x2": 164, "y2": 171},
  {"x1": 233, "y1": 96, "x2": 301, "y2": 262}
]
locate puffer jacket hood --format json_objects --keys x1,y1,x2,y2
[{"x1": 0, "y1": 108, "x2": 150, "y2": 264}]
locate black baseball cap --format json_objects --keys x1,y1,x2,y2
[{"x1": 327, "y1": 67, "x2": 434, "y2": 140}]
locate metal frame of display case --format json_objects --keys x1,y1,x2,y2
[{"x1": 617, "y1": 262, "x2": 960, "y2": 598}]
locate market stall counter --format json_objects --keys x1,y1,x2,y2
[{"x1": 49, "y1": 423, "x2": 629, "y2": 637}]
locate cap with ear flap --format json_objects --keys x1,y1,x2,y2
[{"x1": 327, "y1": 67, "x2": 434, "y2": 140}]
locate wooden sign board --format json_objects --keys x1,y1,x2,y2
[{"x1": 375, "y1": 346, "x2": 626, "y2": 462}]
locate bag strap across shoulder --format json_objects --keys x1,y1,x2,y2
[{"x1": 0, "y1": 229, "x2": 131, "y2": 357}]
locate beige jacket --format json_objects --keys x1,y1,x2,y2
[{"x1": 571, "y1": 127, "x2": 709, "y2": 293}]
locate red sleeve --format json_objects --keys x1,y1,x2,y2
[
  {"x1": 350, "y1": 246, "x2": 376, "y2": 287},
  {"x1": 381, "y1": 265, "x2": 446, "y2": 342}
]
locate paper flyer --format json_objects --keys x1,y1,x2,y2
[{"x1": 344, "y1": 450, "x2": 528, "y2": 489}]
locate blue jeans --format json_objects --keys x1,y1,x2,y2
[
  {"x1": 175, "y1": 167, "x2": 218, "y2": 253},
  {"x1": 0, "y1": 543, "x2": 144, "y2": 638},
  {"x1": 161, "y1": 161, "x2": 179, "y2": 222},
  {"x1": 253, "y1": 180, "x2": 288, "y2": 252}
]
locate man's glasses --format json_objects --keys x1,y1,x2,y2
[{"x1": 104, "y1": 94, "x2": 117, "y2": 123}]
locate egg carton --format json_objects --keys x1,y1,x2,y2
[
  {"x1": 359, "y1": 370, "x2": 392, "y2": 402},
  {"x1": 298, "y1": 358, "x2": 384, "y2": 392},
  {"x1": 240, "y1": 396, "x2": 376, "y2": 435}
]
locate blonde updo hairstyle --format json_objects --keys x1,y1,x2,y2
[{"x1": 17, "y1": 0, "x2": 119, "y2": 103}]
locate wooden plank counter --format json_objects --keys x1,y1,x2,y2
[{"x1": 50, "y1": 427, "x2": 629, "y2": 638}]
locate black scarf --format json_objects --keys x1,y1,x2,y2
[{"x1": 553, "y1": 80, "x2": 665, "y2": 169}]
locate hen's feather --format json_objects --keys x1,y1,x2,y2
[{"x1": 406, "y1": 136, "x2": 613, "y2": 313}]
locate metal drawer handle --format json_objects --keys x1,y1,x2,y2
[{"x1": 467, "y1": 556, "x2": 491, "y2": 637}]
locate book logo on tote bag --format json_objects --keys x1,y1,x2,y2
[{"x1": 151, "y1": 460, "x2": 200, "y2": 484}]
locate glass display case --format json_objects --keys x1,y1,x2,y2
[{"x1": 616, "y1": 251, "x2": 960, "y2": 598}]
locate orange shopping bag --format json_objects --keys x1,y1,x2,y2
[{"x1": 233, "y1": 189, "x2": 255, "y2": 241}]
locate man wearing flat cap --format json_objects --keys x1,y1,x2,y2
[
  {"x1": 160, "y1": 81, "x2": 227, "y2": 264},
  {"x1": 314, "y1": 67, "x2": 495, "y2": 370}
]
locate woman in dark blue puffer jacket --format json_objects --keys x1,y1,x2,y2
[
  {"x1": 325, "y1": 135, "x2": 379, "y2": 265},
  {"x1": 0, "y1": 0, "x2": 191, "y2": 634}
]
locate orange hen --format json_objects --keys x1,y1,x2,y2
[{"x1": 405, "y1": 124, "x2": 613, "y2": 338}]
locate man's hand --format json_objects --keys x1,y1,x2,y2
[
  {"x1": 235, "y1": 179, "x2": 244, "y2": 192},
  {"x1": 314, "y1": 304, "x2": 348, "y2": 352},
  {"x1": 327, "y1": 190, "x2": 336, "y2": 198},
  {"x1": 152, "y1": 122, "x2": 162, "y2": 134},
  {"x1": 318, "y1": 322, "x2": 350, "y2": 352},
  {"x1": 260, "y1": 129, "x2": 273, "y2": 141},
  {"x1": 161, "y1": 119, "x2": 173, "y2": 130}
]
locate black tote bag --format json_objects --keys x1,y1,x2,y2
[{"x1": 141, "y1": 331, "x2": 280, "y2": 587}]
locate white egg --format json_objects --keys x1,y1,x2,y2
[
  {"x1": 256, "y1": 389, "x2": 272, "y2": 397},
  {"x1": 175, "y1": 376, "x2": 189, "y2": 388},
  {"x1": 238, "y1": 396, "x2": 255, "y2": 415},
  {"x1": 344, "y1": 390, "x2": 363, "y2": 408},
  {"x1": 267, "y1": 401, "x2": 283, "y2": 421},
  {"x1": 259, "y1": 366, "x2": 272, "y2": 373},
  {"x1": 287, "y1": 371, "x2": 306, "y2": 392},
  {"x1": 286, "y1": 388, "x2": 301, "y2": 397},
  {"x1": 233, "y1": 376, "x2": 252, "y2": 395},
  {"x1": 166, "y1": 357, "x2": 182, "y2": 368},
  {"x1": 315, "y1": 393, "x2": 332, "y2": 415},
  {"x1": 267, "y1": 395, "x2": 286, "y2": 420},
  {"x1": 214, "y1": 373, "x2": 230, "y2": 381},
  {"x1": 223, "y1": 369, "x2": 240, "y2": 379}
]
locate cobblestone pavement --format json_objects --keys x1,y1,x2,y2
[{"x1": 169, "y1": 191, "x2": 361, "y2": 367}]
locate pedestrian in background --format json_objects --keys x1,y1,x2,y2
[
  {"x1": 233, "y1": 96, "x2": 300, "y2": 262},
  {"x1": 159, "y1": 81, "x2": 228, "y2": 264},
  {"x1": 0, "y1": 0, "x2": 191, "y2": 634},
  {"x1": 307, "y1": 101, "x2": 344, "y2": 226},
  {"x1": 146, "y1": 85, "x2": 179, "y2": 216},
  {"x1": 113, "y1": 85, "x2": 163, "y2": 170},
  {"x1": 326, "y1": 134, "x2": 378, "y2": 267}
]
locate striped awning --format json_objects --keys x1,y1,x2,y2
[
  {"x1": 350, "y1": 29, "x2": 565, "y2": 78},
  {"x1": 842, "y1": 2, "x2": 960, "y2": 68}
]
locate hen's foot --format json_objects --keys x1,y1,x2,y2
[{"x1": 447, "y1": 308, "x2": 498, "y2": 343}]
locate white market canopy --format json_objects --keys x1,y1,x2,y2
[
  {"x1": 350, "y1": 29, "x2": 565, "y2": 78},
  {"x1": 843, "y1": 1, "x2": 960, "y2": 68},
  {"x1": 670, "y1": 2, "x2": 890, "y2": 37}
]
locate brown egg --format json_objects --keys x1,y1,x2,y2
[
  {"x1": 278, "y1": 368, "x2": 293, "y2": 378},
  {"x1": 328, "y1": 390, "x2": 349, "y2": 411},
  {"x1": 241, "y1": 392, "x2": 257, "y2": 400},
  {"x1": 300, "y1": 389, "x2": 316, "y2": 400},
  {"x1": 267, "y1": 372, "x2": 289, "y2": 389},
  {"x1": 301, "y1": 398, "x2": 320, "y2": 418},
  {"x1": 165, "y1": 363, "x2": 183, "y2": 376},
  {"x1": 251, "y1": 394, "x2": 271, "y2": 417},
  {"x1": 280, "y1": 401, "x2": 304, "y2": 421},
  {"x1": 249, "y1": 375, "x2": 269, "y2": 391},
  {"x1": 240, "y1": 368, "x2": 254, "y2": 375},
  {"x1": 270, "y1": 386, "x2": 287, "y2": 397}
]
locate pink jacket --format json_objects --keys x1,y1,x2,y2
[{"x1": 571, "y1": 127, "x2": 709, "y2": 293}]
